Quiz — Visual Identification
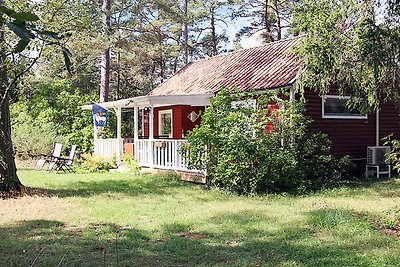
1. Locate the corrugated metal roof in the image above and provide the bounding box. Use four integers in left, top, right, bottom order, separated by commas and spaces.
149, 36, 303, 96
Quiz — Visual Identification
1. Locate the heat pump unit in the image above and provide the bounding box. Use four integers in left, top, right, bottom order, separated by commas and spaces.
367, 146, 391, 165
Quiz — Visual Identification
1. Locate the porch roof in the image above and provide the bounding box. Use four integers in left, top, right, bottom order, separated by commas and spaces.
81, 94, 213, 110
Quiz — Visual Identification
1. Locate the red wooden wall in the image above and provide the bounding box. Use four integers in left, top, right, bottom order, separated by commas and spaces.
141, 93, 399, 163
304, 89, 400, 160
379, 102, 400, 144
143, 105, 205, 139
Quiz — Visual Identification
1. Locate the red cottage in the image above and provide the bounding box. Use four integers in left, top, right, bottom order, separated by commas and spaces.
83, 36, 400, 176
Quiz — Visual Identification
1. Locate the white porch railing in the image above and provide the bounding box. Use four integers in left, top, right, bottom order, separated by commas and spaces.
136, 139, 201, 173
94, 138, 202, 173
94, 139, 123, 159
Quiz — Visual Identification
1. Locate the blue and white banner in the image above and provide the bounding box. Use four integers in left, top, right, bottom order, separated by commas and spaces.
92, 102, 109, 127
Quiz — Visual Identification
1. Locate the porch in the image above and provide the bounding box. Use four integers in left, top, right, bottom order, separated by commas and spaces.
82, 94, 212, 174
94, 138, 192, 172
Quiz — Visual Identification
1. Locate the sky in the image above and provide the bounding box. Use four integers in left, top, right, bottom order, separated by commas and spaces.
223, 0, 389, 49
226, 18, 263, 49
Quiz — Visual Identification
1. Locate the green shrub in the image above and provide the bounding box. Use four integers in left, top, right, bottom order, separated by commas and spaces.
11, 80, 97, 154
81, 153, 116, 172
298, 132, 352, 189
385, 136, 400, 172
182, 90, 350, 194
122, 153, 140, 174
11, 108, 64, 159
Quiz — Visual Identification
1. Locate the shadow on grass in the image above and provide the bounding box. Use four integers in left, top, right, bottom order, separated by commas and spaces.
326, 176, 400, 198
1, 208, 399, 266
26, 173, 196, 198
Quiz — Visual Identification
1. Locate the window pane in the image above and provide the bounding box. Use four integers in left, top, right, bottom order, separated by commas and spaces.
324, 97, 364, 117
160, 112, 172, 136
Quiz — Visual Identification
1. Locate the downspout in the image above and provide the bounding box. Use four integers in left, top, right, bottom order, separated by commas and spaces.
289, 85, 295, 102
376, 107, 380, 146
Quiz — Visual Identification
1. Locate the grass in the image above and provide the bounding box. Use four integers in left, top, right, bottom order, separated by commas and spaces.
1, 170, 400, 266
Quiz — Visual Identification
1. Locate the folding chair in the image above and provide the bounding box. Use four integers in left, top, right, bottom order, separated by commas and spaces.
35, 143, 63, 170
51, 145, 77, 173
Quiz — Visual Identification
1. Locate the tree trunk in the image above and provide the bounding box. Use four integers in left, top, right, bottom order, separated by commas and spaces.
0, 98, 21, 192
0, 7, 22, 192
182, 0, 189, 65
274, 0, 281, 40
100, 0, 111, 103
264, 0, 274, 42
116, 51, 120, 100
210, 7, 218, 56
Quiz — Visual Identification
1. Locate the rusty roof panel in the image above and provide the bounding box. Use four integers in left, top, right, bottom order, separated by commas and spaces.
149, 36, 303, 96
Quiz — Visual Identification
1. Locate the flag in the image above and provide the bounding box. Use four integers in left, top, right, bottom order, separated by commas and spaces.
92, 102, 109, 127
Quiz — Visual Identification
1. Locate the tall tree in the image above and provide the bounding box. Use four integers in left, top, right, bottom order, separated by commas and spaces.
26, 0, 102, 96
182, 0, 189, 64
0, 3, 69, 192
292, 0, 400, 107
189, 0, 232, 58
100, 0, 112, 102
0, 2, 20, 192
235, 0, 295, 42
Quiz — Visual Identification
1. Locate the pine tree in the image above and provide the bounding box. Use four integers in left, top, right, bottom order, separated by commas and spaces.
235, 0, 295, 42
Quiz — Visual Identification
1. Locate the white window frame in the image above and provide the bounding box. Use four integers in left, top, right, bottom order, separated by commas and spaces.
231, 99, 257, 110
322, 95, 367, 119
158, 109, 173, 138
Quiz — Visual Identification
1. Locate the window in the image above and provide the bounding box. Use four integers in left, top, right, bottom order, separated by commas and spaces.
231, 99, 256, 110
159, 109, 173, 138
322, 95, 367, 119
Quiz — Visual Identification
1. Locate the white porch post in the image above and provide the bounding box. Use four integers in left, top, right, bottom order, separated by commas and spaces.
133, 104, 139, 161
93, 123, 98, 155
93, 126, 98, 140
134, 105, 139, 141
116, 107, 122, 166
148, 103, 154, 167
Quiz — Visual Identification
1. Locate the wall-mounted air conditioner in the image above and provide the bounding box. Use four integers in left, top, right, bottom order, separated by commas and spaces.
367, 146, 391, 165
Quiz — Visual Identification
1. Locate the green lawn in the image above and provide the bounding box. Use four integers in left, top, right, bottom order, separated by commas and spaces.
1, 170, 400, 266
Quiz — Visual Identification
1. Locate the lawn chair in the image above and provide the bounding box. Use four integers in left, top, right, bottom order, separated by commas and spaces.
50, 145, 77, 173
35, 143, 63, 170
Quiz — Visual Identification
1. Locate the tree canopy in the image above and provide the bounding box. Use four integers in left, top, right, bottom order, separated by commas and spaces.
293, 0, 400, 108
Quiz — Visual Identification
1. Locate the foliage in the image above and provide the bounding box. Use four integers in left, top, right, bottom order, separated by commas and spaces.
80, 153, 115, 172
292, 0, 400, 109
11, 108, 63, 159
299, 132, 352, 189
384, 136, 400, 172
0, 2, 72, 192
292, 0, 400, 177
0, 2, 72, 72
11, 79, 96, 154
183, 90, 350, 194
122, 153, 140, 174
